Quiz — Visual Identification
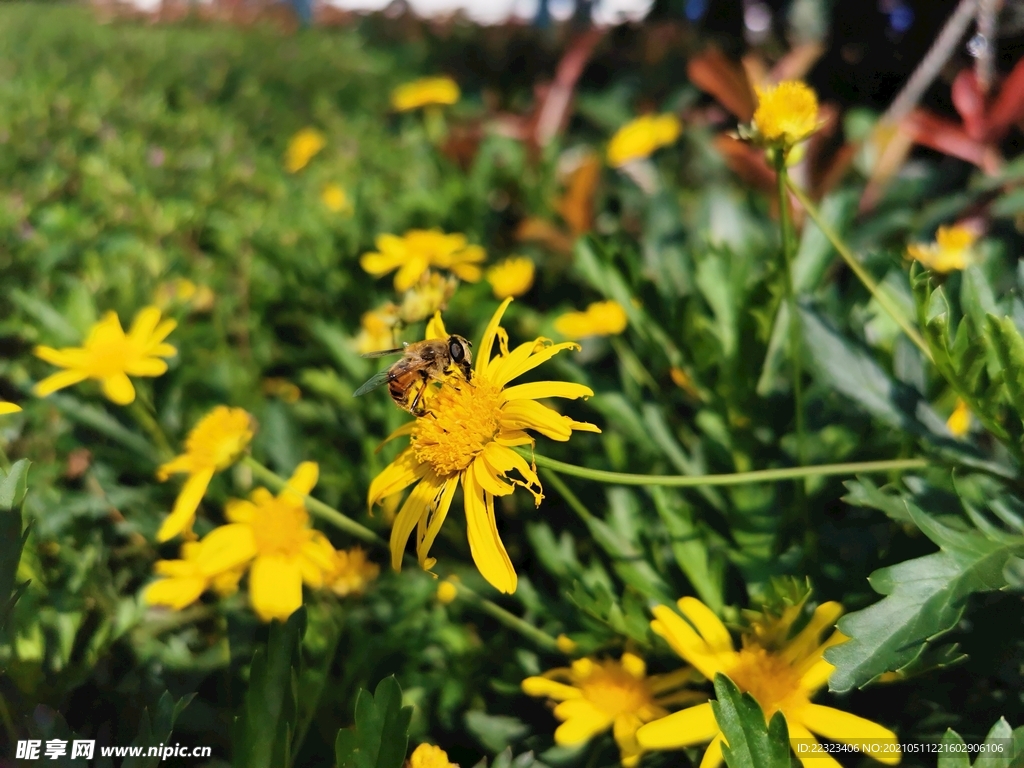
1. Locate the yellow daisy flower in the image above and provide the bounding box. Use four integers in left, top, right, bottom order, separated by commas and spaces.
322, 183, 352, 213
635, 597, 901, 768
554, 301, 628, 339
356, 307, 400, 355
0, 402, 21, 415
906, 225, 977, 273
198, 462, 336, 622
156, 406, 255, 542
397, 271, 459, 326
947, 398, 972, 437
325, 546, 380, 597
607, 114, 682, 168
360, 230, 486, 292
391, 77, 461, 112
285, 127, 326, 173
143, 540, 245, 610
367, 298, 600, 594
486, 257, 535, 299
523, 653, 704, 767
33, 306, 176, 406
752, 81, 821, 148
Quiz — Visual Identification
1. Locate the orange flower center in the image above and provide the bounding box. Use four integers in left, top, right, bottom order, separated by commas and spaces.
412, 376, 503, 475
577, 664, 654, 719
250, 497, 310, 558
727, 646, 805, 716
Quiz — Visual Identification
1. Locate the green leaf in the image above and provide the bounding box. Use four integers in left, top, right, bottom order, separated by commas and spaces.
826, 504, 1024, 692
0, 460, 31, 638
123, 691, 196, 768
649, 486, 724, 612
464, 711, 530, 753
335, 676, 413, 768
938, 718, 1024, 768
233, 609, 307, 768
711, 674, 791, 768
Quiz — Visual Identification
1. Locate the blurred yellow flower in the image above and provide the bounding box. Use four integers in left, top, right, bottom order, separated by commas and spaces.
198, 462, 336, 622
436, 578, 458, 605
33, 306, 177, 406
556, 634, 579, 654
409, 744, 458, 768
523, 653, 703, 767
947, 398, 972, 437
360, 230, 485, 292
486, 257, 535, 299
143, 540, 244, 610
752, 80, 821, 147
285, 127, 326, 173
906, 225, 977, 273
398, 271, 459, 325
322, 183, 352, 214
326, 546, 380, 597
554, 301, 628, 339
368, 299, 600, 594
0, 402, 21, 415
355, 307, 400, 355
156, 406, 255, 542
636, 597, 900, 767
607, 114, 681, 168
262, 377, 301, 403
391, 77, 460, 112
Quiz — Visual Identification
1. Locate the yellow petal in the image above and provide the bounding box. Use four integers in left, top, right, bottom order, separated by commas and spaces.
225, 498, 257, 523
157, 467, 216, 542
620, 653, 646, 678
787, 720, 843, 768
143, 575, 206, 610
34, 345, 88, 368
360, 251, 406, 277
475, 297, 513, 378
650, 605, 727, 681
613, 712, 645, 766
678, 597, 734, 654
196, 523, 258, 575
101, 373, 136, 405
394, 256, 430, 292
480, 442, 540, 495
469, 453, 515, 497
500, 400, 577, 441
124, 358, 169, 377
250, 554, 304, 622
796, 704, 900, 765
490, 341, 581, 389
128, 306, 163, 341
0, 402, 22, 415
33, 369, 89, 397
786, 602, 843, 666
463, 471, 517, 594
635, 703, 720, 750
156, 454, 195, 480
368, 448, 429, 512
501, 381, 594, 402
699, 734, 726, 768
425, 311, 448, 340
416, 475, 459, 569
287, 461, 319, 496
521, 677, 583, 701
554, 702, 614, 746
390, 473, 444, 571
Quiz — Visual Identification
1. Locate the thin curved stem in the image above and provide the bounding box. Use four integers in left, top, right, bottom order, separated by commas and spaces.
523, 450, 928, 486
786, 180, 933, 362
452, 582, 560, 652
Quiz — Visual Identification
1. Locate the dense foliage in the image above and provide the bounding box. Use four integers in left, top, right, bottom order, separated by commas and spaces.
2, 4, 1024, 767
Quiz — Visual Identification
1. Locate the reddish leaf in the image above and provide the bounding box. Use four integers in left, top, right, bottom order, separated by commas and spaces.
712, 134, 775, 192
769, 43, 825, 84
986, 57, 1024, 142
516, 217, 575, 254
951, 70, 988, 142
555, 153, 601, 236
906, 109, 994, 168
535, 28, 603, 147
688, 47, 756, 122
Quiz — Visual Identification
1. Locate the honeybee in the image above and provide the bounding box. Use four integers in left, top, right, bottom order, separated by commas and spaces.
353, 334, 473, 415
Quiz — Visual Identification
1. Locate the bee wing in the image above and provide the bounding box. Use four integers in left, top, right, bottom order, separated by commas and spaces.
360, 347, 405, 359
353, 369, 392, 397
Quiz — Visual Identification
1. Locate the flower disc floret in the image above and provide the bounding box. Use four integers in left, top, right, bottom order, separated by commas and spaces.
412, 377, 503, 475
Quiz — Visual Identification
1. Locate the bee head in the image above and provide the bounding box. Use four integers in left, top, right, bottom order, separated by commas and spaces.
448, 335, 473, 377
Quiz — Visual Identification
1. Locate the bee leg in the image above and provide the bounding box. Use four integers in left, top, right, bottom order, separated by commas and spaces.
409, 371, 430, 415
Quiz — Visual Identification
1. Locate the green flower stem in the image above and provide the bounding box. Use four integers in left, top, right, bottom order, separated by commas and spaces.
524, 450, 928, 486
240, 456, 560, 651
128, 399, 174, 460
776, 156, 807, 470
451, 582, 560, 652
786, 179, 933, 362
241, 455, 381, 546
0, 443, 11, 473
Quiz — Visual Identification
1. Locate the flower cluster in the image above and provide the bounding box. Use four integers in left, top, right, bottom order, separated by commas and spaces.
906, 225, 978, 273
360, 230, 486, 292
